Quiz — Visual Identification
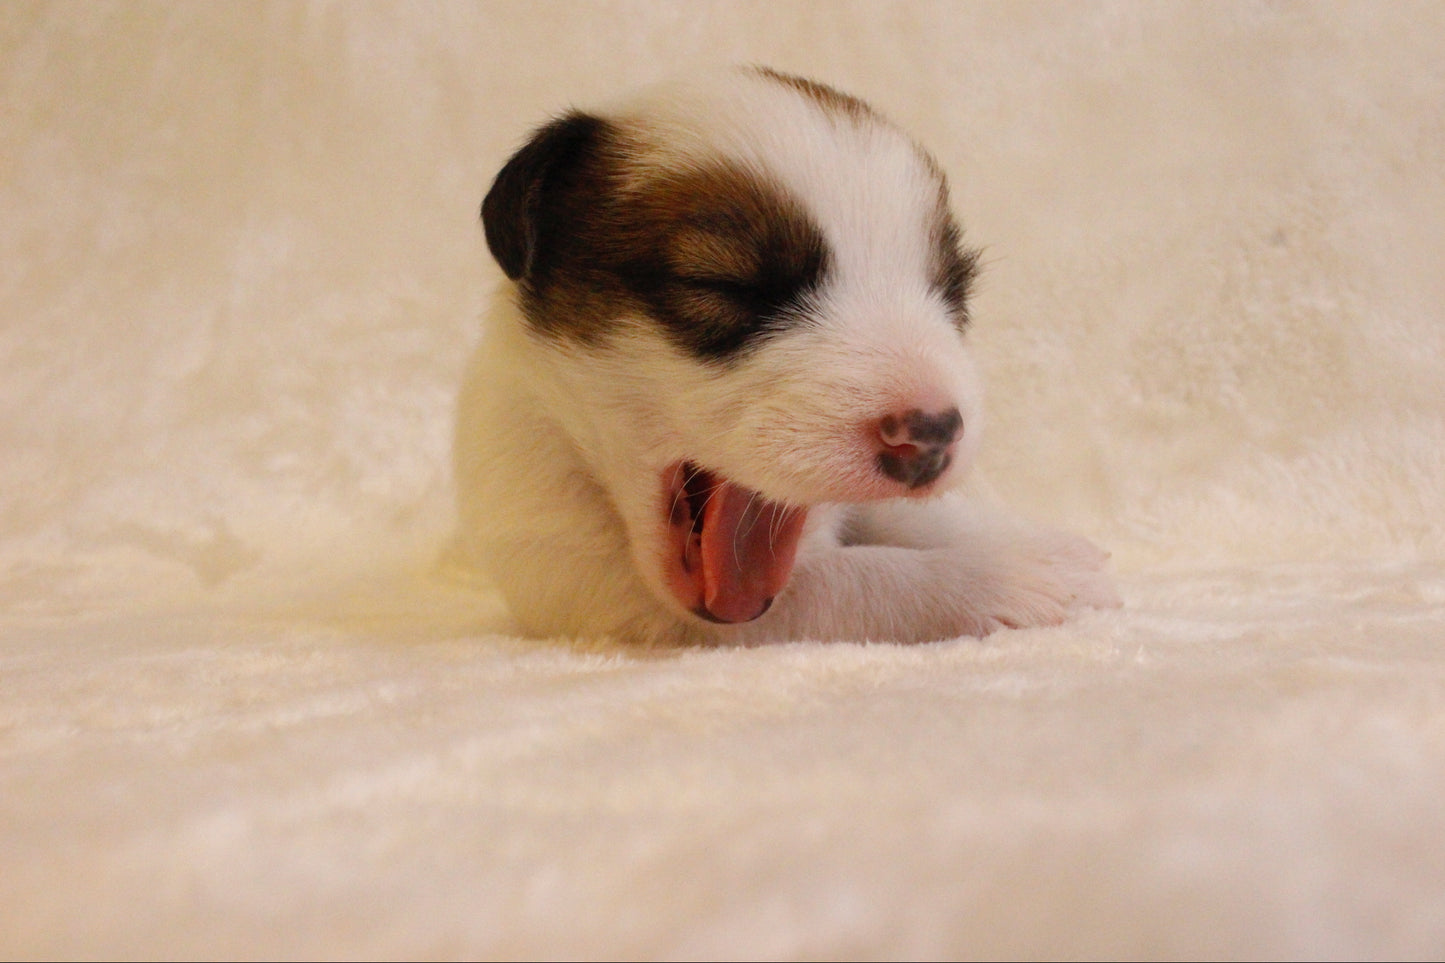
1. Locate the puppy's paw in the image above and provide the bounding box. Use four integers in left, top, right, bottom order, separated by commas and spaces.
961, 527, 1122, 636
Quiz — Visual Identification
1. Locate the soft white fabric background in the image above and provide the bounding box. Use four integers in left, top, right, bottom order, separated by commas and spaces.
3, 1, 1444, 957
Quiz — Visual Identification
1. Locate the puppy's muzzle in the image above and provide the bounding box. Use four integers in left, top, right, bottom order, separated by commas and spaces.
875, 406, 963, 489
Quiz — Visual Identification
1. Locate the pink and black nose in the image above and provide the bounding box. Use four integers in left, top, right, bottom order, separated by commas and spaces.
876, 406, 963, 489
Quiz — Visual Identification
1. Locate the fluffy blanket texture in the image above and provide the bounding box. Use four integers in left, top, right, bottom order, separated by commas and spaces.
3, 2, 1444, 957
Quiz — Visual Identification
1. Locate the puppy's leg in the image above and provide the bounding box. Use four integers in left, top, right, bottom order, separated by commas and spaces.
735, 496, 1120, 643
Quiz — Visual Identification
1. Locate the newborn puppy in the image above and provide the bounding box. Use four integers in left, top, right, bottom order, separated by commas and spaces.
456, 67, 1119, 644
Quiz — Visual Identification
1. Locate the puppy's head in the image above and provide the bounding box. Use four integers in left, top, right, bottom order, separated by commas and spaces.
482, 68, 983, 627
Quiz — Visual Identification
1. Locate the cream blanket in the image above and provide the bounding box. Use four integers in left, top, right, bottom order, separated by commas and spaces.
4, 2, 1443, 956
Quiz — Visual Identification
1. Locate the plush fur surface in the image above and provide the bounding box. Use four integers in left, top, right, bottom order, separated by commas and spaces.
3, 2, 1445, 958
457, 68, 1119, 643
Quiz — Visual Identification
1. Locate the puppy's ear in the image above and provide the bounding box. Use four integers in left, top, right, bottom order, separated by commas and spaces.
481, 111, 608, 281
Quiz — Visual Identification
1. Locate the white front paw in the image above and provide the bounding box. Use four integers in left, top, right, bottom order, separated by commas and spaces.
959, 528, 1122, 635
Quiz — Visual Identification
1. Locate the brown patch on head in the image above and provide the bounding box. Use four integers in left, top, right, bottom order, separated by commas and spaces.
931, 184, 981, 331
482, 110, 830, 360
626, 163, 830, 357
749, 66, 878, 123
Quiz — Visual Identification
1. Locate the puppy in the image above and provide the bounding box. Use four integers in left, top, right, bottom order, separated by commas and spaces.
456, 67, 1119, 644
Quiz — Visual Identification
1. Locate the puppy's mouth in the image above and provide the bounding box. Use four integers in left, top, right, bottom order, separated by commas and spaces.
661, 461, 808, 625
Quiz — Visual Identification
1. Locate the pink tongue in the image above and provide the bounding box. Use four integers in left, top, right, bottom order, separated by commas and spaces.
698, 482, 806, 623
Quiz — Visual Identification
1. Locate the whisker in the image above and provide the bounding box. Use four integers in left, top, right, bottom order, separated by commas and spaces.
667, 462, 691, 523
768, 504, 787, 554
734, 489, 764, 572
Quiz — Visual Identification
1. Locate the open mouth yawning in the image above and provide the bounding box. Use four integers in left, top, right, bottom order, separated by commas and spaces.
661, 461, 808, 624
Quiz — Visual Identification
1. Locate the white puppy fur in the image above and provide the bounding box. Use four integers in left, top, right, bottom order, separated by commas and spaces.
455, 67, 1119, 644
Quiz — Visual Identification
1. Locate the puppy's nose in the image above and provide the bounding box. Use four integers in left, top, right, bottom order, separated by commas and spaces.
875, 406, 963, 489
